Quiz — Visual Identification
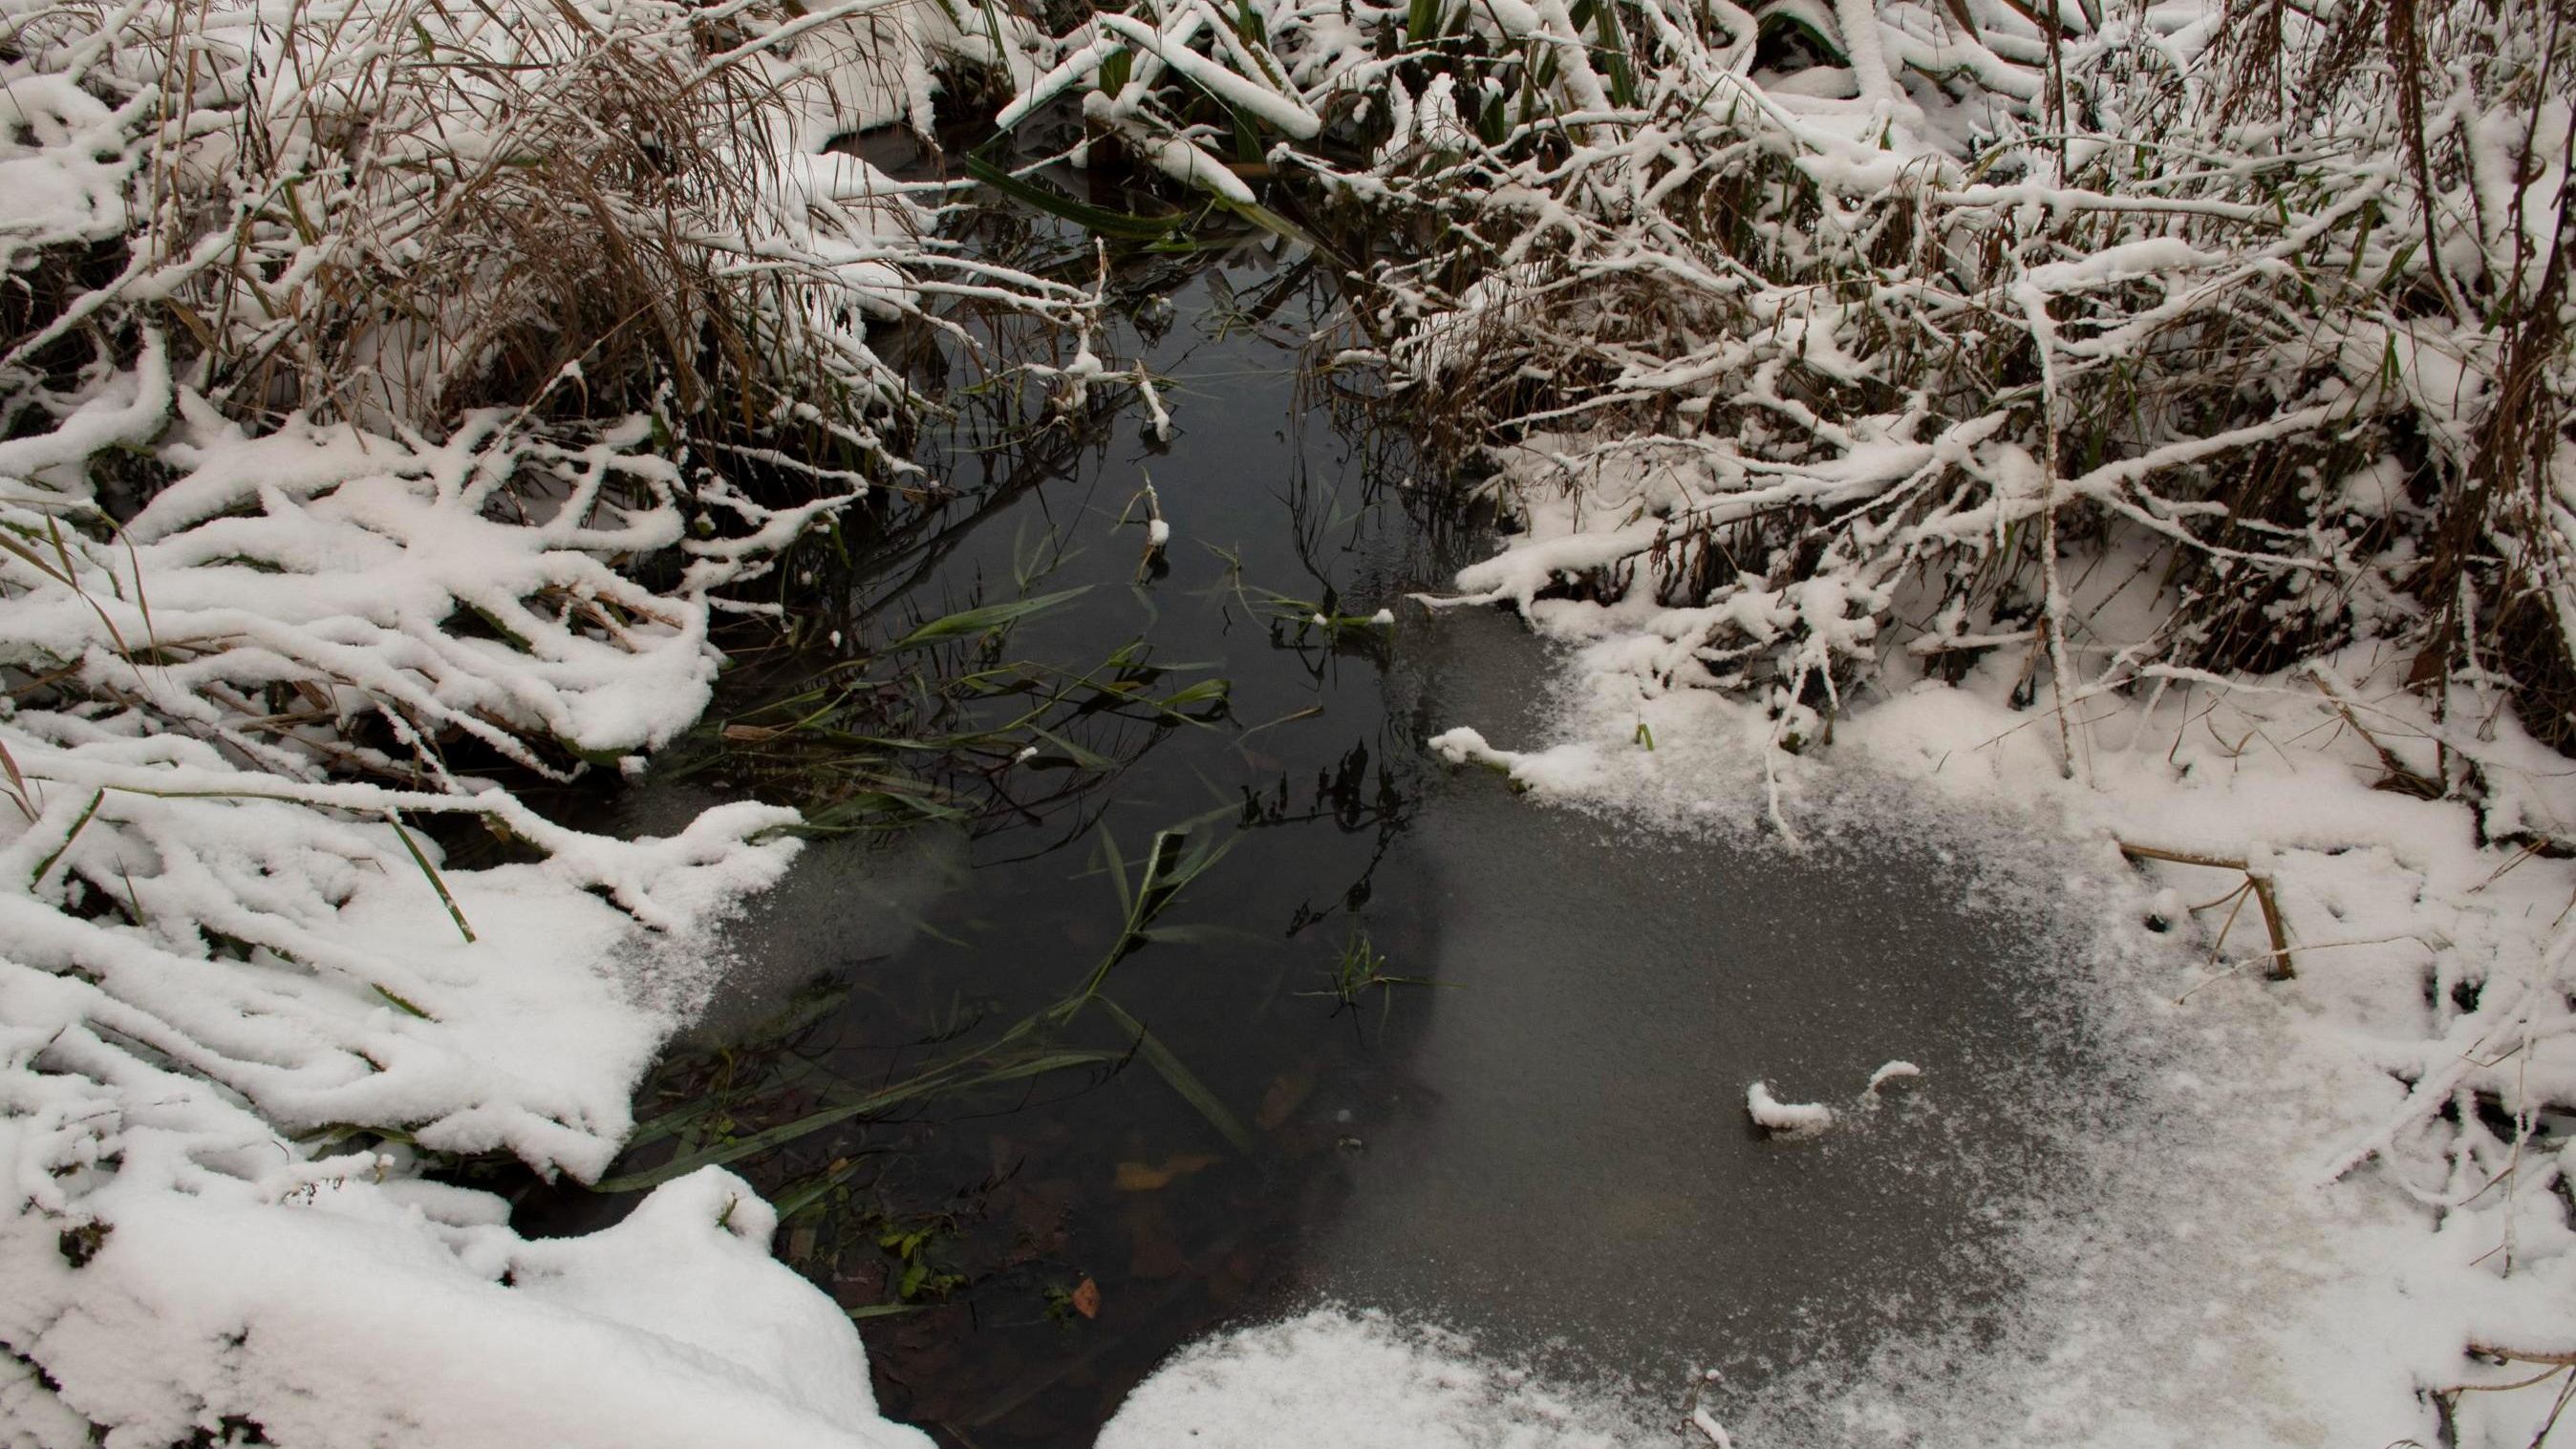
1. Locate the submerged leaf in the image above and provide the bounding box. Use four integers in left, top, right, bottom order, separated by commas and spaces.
1112, 1153, 1221, 1190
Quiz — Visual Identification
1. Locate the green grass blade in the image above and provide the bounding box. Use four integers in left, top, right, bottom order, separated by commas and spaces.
890, 586, 1092, 649
959, 157, 1189, 241
387, 808, 476, 945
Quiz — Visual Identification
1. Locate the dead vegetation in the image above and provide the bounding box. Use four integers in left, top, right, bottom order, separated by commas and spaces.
1277, 0, 2576, 792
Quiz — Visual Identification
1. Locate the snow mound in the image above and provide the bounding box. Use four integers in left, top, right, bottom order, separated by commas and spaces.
1099, 1309, 1654, 1449
13, 1166, 933, 1448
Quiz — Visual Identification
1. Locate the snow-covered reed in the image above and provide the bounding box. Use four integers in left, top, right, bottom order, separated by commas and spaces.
997, 0, 2571, 786
0, 1, 1103, 1439
3, 0, 1092, 446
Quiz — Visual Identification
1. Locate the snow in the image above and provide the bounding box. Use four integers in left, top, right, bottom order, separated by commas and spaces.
1098, 1309, 1653, 1449
18, 1165, 934, 1448
0, 2, 1033, 1441
1744, 1081, 1837, 1136
1093, 12, 1323, 140
1860, 1060, 1921, 1095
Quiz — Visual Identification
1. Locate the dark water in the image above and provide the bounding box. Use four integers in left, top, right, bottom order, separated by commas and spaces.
515, 243, 2110, 1445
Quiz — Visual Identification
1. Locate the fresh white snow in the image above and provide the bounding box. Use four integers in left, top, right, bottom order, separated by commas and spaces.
1744, 1081, 1838, 1136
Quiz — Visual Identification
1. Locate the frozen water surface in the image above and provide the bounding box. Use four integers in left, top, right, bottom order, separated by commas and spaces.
545, 244, 2135, 1446
1283, 605, 2114, 1385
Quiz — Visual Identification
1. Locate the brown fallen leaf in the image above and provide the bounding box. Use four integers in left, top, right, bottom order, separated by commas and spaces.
1112, 1153, 1220, 1191
1256, 1070, 1315, 1131
720, 723, 783, 743
1070, 1276, 1100, 1318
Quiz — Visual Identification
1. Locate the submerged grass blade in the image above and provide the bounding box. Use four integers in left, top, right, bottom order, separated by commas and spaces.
593, 1073, 957, 1193
1098, 825, 1135, 919
771, 1150, 878, 1221
595, 1049, 1124, 1194
1096, 995, 1254, 1154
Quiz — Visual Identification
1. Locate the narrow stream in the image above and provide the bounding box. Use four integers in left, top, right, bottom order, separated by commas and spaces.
515, 238, 2121, 1448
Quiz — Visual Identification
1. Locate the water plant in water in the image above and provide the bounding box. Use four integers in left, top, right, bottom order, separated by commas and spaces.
1300, 918, 1441, 1033
667, 582, 1233, 836
588, 813, 1257, 1201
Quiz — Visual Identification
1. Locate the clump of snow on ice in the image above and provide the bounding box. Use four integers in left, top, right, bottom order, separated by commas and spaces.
1428, 726, 1516, 770
1862, 1060, 1922, 1096
1746, 1080, 1837, 1136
